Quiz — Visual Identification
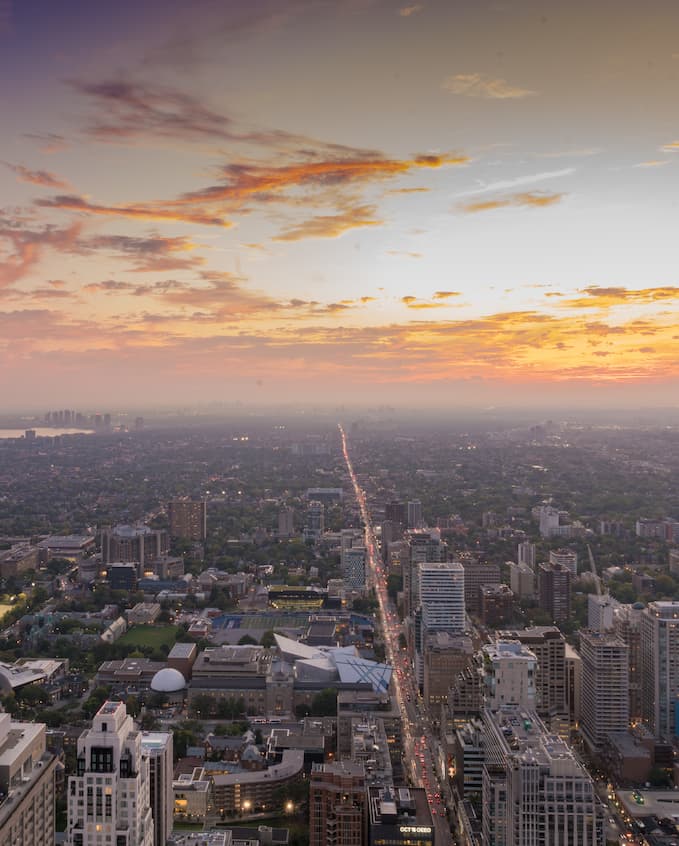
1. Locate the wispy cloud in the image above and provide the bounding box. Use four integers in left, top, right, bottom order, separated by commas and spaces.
84, 234, 206, 273
661, 141, 679, 152
35, 194, 230, 227
443, 73, 536, 99
23, 132, 68, 153
459, 191, 565, 213
274, 204, 382, 241
387, 250, 422, 258
399, 4, 423, 16
559, 285, 679, 309
635, 160, 671, 168
0, 219, 82, 289
456, 168, 575, 197
4, 162, 70, 189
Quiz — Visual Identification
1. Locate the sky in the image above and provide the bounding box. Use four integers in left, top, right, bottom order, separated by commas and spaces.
2, 0, 679, 410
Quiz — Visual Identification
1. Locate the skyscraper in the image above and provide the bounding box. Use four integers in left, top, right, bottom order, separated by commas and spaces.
418, 561, 465, 634
304, 501, 325, 541
310, 761, 366, 846
0, 713, 56, 846
549, 547, 578, 578
538, 561, 571, 623
579, 629, 629, 750
67, 701, 154, 846
407, 499, 423, 530
277, 505, 295, 538
482, 640, 537, 710
140, 732, 173, 846
168, 498, 207, 542
641, 601, 679, 738
482, 707, 603, 846
517, 540, 536, 570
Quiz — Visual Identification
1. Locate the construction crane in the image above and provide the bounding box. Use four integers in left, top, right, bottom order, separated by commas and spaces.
587, 544, 603, 596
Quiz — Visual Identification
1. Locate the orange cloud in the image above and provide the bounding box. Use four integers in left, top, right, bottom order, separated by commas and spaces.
85, 233, 205, 273
36, 194, 230, 227
433, 291, 461, 299
459, 191, 565, 213
661, 141, 679, 152
387, 250, 422, 258
560, 286, 679, 309
273, 205, 382, 241
399, 4, 423, 16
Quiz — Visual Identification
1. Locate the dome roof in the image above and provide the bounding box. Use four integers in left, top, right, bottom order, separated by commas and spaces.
150, 667, 186, 693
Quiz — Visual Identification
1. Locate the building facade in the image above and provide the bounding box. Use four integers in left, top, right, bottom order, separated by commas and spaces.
67, 701, 154, 846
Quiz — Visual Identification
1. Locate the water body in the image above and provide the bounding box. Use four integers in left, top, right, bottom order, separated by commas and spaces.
0, 428, 94, 439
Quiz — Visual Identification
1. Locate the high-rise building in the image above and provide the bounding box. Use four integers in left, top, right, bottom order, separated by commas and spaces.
641, 601, 679, 739
613, 603, 643, 722
587, 594, 619, 631
304, 501, 325, 542
140, 732, 173, 846
168, 499, 207, 542
310, 761, 366, 846
404, 530, 443, 617
423, 631, 474, 708
418, 561, 465, 634
277, 506, 295, 538
67, 701, 154, 846
509, 561, 535, 599
538, 561, 571, 623
497, 626, 567, 726
101, 524, 169, 575
0, 713, 56, 846
549, 547, 578, 578
482, 706, 603, 846
460, 559, 501, 615
517, 541, 536, 570
342, 547, 367, 590
579, 629, 629, 750
482, 641, 537, 710
407, 500, 423, 530
479, 584, 513, 628
385, 500, 407, 526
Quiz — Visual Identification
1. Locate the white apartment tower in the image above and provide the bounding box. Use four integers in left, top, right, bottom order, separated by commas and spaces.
579, 629, 629, 750
418, 561, 465, 634
482, 641, 537, 711
641, 601, 679, 738
67, 701, 154, 846
549, 548, 578, 577
482, 707, 603, 846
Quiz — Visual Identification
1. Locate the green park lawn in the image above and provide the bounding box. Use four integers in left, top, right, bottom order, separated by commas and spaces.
117, 624, 179, 650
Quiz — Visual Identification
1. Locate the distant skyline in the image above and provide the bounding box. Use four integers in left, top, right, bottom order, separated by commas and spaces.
2, 0, 679, 407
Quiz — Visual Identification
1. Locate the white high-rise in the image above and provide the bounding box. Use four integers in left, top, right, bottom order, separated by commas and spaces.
482, 640, 537, 711
482, 706, 603, 846
641, 601, 679, 738
418, 561, 465, 634
579, 629, 629, 750
67, 701, 154, 846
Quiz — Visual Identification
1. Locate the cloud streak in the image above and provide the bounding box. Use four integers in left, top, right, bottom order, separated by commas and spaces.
4, 162, 70, 189
443, 73, 536, 99
459, 191, 565, 213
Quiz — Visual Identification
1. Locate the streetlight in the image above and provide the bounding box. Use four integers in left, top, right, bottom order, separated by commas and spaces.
285, 801, 294, 813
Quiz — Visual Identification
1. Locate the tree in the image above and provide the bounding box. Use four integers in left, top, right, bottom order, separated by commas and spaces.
260, 629, 277, 648
310, 687, 337, 717
238, 634, 258, 646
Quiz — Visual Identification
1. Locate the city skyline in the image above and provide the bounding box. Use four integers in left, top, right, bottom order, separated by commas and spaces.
2, 0, 679, 408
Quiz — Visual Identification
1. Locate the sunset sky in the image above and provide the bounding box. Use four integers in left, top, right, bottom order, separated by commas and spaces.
2, 0, 679, 409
